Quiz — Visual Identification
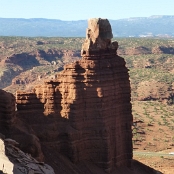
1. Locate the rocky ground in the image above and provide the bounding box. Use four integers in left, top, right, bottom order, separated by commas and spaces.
132, 101, 174, 174
0, 136, 55, 174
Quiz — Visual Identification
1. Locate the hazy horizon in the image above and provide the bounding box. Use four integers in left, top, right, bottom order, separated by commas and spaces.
0, 0, 174, 20
0, 15, 174, 21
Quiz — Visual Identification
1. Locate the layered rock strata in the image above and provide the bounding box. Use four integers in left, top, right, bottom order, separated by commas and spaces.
0, 89, 44, 161
59, 18, 132, 171
16, 18, 133, 173
16, 80, 61, 119
0, 89, 16, 130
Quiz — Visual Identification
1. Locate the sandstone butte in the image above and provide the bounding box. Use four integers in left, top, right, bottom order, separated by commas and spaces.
0, 18, 160, 174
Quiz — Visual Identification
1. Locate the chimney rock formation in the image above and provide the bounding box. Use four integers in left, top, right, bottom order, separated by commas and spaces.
16, 18, 133, 173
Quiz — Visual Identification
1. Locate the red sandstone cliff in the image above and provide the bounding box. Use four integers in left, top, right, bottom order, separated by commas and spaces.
16, 18, 133, 173
0, 89, 16, 130
0, 18, 163, 174
0, 89, 44, 162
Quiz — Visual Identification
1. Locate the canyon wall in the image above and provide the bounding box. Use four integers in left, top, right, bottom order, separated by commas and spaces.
0, 89, 16, 132
0, 89, 44, 162
16, 18, 133, 173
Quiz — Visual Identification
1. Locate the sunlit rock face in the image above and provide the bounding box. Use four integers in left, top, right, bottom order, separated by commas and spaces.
58, 18, 132, 172
16, 18, 132, 173
81, 18, 118, 54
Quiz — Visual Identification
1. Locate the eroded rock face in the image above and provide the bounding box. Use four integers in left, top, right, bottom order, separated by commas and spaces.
81, 18, 118, 54
0, 89, 44, 162
15, 18, 132, 173
16, 81, 61, 116
0, 49, 81, 90
0, 89, 16, 131
58, 18, 132, 172
0, 137, 55, 174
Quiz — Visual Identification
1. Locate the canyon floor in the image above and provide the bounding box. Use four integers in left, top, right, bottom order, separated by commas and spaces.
134, 154, 174, 174
132, 101, 174, 174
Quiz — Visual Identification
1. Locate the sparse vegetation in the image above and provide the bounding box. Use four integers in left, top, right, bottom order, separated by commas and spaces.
132, 101, 174, 153
0, 36, 84, 57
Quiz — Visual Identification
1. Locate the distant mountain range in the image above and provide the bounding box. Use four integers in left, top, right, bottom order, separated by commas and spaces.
0, 15, 174, 37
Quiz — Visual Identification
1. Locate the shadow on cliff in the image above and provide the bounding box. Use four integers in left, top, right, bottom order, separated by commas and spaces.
4, 53, 41, 70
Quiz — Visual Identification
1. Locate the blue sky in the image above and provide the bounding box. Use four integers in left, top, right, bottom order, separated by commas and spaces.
0, 0, 174, 20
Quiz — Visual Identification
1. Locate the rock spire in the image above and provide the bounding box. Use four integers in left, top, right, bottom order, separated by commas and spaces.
15, 18, 133, 173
